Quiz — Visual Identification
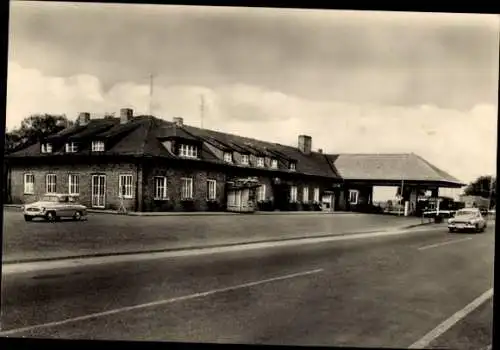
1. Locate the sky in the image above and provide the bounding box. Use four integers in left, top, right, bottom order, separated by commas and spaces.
6, 2, 500, 194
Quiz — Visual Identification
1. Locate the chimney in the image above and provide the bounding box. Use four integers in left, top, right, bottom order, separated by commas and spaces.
298, 135, 312, 155
78, 112, 91, 126
318, 148, 323, 154
173, 117, 184, 127
120, 108, 134, 124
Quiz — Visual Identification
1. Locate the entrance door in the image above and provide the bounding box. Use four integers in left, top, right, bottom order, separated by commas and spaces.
91, 175, 106, 208
272, 184, 289, 211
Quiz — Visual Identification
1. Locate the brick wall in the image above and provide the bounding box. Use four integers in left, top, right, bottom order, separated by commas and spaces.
142, 162, 227, 212
9, 158, 340, 213
285, 178, 328, 211
9, 162, 139, 211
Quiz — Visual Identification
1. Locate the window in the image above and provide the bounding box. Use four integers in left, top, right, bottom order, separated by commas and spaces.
349, 190, 359, 205
41, 143, 52, 153
235, 190, 241, 206
68, 174, 79, 195
65, 142, 78, 153
46, 174, 57, 193
154, 176, 168, 200
314, 187, 320, 202
92, 141, 105, 152
119, 174, 134, 198
228, 191, 236, 206
207, 179, 217, 200
257, 157, 265, 167
271, 159, 278, 169
181, 177, 193, 199
290, 186, 298, 202
241, 154, 249, 165
257, 185, 266, 201
24, 174, 35, 194
223, 152, 232, 163
179, 144, 198, 158
289, 162, 296, 171
303, 187, 309, 203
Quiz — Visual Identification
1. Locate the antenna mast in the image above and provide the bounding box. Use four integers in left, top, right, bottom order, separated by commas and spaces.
200, 94, 205, 128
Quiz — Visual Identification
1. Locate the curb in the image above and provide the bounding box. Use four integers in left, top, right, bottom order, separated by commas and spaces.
2, 224, 440, 265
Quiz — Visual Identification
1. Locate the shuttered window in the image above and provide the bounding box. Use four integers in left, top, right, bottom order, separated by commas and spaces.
154, 177, 168, 200
119, 174, 134, 198
181, 177, 193, 199
68, 174, 79, 195
24, 174, 35, 194
46, 174, 57, 193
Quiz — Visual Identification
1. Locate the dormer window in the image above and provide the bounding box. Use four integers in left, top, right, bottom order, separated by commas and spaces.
179, 144, 198, 158
241, 154, 249, 165
41, 143, 52, 153
223, 152, 233, 163
257, 157, 265, 167
289, 162, 297, 171
92, 140, 105, 152
271, 159, 278, 169
65, 142, 78, 153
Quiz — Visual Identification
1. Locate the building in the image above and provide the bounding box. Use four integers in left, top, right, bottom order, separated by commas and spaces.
4, 108, 465, 215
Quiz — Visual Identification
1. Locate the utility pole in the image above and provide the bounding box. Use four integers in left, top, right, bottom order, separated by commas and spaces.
488, 175, 495, 210
200, 94, 205, 129
398, 178, 404, 216
149, 73, 154, 116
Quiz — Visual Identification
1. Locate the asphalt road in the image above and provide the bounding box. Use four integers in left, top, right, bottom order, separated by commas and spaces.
1, 225, 494, 348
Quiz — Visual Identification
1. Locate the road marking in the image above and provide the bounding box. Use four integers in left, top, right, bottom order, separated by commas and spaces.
417, 237, 473, 251
0, 268, 323, 336
2, 226, 443, 275
408, 288, 494, 349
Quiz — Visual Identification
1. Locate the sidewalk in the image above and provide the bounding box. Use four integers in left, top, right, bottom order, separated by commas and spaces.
3, 204, 357, 216
2, 219, 443, 265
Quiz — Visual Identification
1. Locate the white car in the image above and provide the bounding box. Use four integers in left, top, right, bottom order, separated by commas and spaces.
447, 208, 487, 233
22, 194, 88, 222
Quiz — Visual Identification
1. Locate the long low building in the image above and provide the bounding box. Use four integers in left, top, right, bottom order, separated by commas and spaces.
4, 108, 465, 215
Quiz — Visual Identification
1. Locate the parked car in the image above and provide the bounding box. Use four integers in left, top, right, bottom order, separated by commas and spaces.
447, 208, 487, 233
22, 194, 87, 222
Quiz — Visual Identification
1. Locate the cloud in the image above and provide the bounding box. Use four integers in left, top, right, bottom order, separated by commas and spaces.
6, 62, 497, 184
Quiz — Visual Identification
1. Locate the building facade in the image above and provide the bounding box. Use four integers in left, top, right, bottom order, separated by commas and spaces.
5, 109, 465, 215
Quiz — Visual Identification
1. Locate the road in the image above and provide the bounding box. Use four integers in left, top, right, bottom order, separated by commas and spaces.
1, 224, 494, 348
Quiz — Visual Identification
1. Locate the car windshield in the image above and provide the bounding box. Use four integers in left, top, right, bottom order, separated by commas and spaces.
456, 210, 478, 216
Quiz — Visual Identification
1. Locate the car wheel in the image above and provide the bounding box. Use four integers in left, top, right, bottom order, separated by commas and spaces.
73, 211, 82, 221
24, 215, 32, 222
448, 228, 455, 233
45, 211, 56, 222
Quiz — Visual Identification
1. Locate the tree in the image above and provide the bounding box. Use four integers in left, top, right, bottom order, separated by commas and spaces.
463, 175, 496, 209
4, 114, 73, 153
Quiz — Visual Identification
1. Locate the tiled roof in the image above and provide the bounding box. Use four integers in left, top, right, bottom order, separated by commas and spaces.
6, 115, 463, 185
183, 124, 337, 178
327, 153, 464, 185
155, 123, 200, 142
46, 124, 88, 140
66, 119, 118, 140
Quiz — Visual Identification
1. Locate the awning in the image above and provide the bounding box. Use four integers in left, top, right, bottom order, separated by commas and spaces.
227, 177, 261, 190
